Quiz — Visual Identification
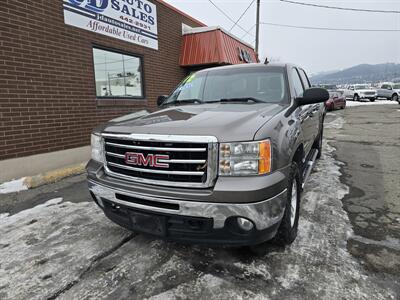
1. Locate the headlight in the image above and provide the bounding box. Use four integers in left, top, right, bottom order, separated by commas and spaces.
219, 140, 271, 176
91, 134, 104, 163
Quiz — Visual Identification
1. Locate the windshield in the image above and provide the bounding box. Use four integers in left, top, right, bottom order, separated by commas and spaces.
164, 67, 289, 105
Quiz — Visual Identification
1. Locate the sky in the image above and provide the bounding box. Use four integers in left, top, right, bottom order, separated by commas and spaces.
163, 0, 400, 74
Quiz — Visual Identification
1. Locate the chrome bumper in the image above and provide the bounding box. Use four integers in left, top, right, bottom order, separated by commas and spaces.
88, 180, 287, 230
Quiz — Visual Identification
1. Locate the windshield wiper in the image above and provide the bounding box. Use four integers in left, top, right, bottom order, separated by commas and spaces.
217, 97, 265, 103
166, 99, 203, 105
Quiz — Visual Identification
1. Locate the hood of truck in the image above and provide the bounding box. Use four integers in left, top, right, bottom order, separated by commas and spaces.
100, 103, 285, 142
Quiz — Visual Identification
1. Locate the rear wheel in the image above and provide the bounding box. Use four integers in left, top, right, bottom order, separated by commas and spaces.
370, 98, 376, 102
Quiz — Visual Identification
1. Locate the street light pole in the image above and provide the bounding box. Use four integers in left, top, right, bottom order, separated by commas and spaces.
255, 0, 260, 54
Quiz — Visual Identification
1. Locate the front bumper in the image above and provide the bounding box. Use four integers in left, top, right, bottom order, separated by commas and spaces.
360, 94, 377, 99
87, 161, 288, 246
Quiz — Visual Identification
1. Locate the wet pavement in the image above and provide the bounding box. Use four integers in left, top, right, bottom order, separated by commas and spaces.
0, 103, 399, 299
325, 104, 400, 276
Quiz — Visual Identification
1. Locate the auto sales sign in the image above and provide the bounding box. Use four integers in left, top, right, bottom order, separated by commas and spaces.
63, 0, 158, 50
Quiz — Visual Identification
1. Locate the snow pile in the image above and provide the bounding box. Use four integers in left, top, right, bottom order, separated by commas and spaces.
0, 177, 28, 194
346, 100, 395, 107
0, 213, 10, 219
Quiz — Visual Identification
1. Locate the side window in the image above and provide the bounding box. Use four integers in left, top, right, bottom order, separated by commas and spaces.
299, 69, 311, 89
382, 84, 388, 89
291, 68, 305, 97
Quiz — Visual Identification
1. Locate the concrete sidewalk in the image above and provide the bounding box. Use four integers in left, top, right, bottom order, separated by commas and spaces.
0, 146, 89, 192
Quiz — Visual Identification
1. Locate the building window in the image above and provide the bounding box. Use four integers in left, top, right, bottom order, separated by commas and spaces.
93, 47, 144, 99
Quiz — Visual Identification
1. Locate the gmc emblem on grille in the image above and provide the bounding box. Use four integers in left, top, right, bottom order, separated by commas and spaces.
125, 152, 170, 168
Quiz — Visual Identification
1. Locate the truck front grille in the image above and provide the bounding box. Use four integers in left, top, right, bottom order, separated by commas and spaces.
102, 134, 218, 188
364, 91, 375, 95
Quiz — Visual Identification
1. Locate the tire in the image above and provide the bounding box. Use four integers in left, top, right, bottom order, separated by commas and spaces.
353, 94, 360, 101
392, 94, 399, 102
370, 98, 375, 102
273, 162, 301, 246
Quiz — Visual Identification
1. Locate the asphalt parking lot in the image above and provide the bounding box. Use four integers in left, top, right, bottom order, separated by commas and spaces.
0, 103, 399, 299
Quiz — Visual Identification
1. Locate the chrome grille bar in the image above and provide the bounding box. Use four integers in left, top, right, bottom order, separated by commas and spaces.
105, 142, 206, 152
107, 162, 205, 176
106, 152, 206, 164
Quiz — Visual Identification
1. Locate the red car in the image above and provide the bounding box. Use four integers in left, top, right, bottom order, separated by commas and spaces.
325, 91, 346, 111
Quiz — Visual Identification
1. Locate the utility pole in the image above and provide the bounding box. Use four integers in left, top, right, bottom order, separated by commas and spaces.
255, 0, 260, 54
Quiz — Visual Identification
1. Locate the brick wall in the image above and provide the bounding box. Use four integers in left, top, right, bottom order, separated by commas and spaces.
0, 0, 202, 160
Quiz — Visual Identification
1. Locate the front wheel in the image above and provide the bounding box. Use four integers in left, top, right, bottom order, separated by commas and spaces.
353, 94, 360, 101
392, 94, 399, 102
273, 162, 301, 246
370, 98, 376, 102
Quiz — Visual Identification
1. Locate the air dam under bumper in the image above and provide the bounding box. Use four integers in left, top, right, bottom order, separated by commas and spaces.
88, 181, 287, 246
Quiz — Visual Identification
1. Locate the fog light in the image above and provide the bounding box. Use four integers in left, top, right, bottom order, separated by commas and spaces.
237, 217, 254, 231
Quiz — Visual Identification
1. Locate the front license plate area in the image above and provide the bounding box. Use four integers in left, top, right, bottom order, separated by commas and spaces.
130, 211, 166, 236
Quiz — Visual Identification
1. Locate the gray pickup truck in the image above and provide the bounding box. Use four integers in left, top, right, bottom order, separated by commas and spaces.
87, 63, 329, 250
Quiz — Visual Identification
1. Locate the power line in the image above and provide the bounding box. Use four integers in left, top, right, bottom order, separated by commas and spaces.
279, 0, 400, 14
240, 24, 256, 39
229, 0, 255, 31
261, 22, 400, 32
208, 0, 255, 36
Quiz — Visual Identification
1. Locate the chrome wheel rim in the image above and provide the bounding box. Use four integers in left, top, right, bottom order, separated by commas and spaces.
290, 180, 298, 227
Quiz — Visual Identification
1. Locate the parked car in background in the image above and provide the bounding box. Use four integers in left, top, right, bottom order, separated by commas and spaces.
377, 83, 399, 102
326, 91, 346, 111
393, 84, 400, 104
343, 84, 377, 101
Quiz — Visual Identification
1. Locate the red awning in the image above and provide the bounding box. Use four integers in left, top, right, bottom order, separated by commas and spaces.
180, 27, 258, 67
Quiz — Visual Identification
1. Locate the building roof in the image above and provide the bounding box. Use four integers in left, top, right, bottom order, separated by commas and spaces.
180, 27, 258, 67
156, 0, 206, 27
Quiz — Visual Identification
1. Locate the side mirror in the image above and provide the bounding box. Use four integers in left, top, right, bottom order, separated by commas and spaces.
296, 88, 330, 106
157, 95, 168, 106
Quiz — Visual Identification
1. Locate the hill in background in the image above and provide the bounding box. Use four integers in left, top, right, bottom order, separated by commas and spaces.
310, 63, 400, 85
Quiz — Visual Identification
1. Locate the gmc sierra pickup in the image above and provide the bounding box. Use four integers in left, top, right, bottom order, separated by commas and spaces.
87, 63, 329, 249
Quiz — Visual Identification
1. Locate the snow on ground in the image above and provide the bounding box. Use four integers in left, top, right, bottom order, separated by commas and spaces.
346, 99, 395, 107
0, 177, 28, 194
0, 199, 131, 300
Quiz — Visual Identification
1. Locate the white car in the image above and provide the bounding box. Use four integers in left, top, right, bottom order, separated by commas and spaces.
377, 83, 400, 102
343, 84, 377, 102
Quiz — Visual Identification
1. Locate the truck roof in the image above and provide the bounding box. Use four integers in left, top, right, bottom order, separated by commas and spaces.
195, 63, 294, 74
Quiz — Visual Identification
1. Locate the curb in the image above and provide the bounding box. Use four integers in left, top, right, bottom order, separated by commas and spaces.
23, 163, 86, 189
